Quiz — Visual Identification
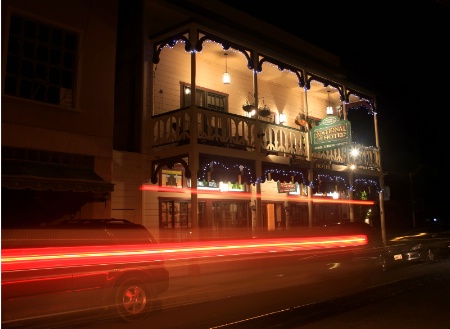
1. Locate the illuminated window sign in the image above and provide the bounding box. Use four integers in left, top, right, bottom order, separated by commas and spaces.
277, 182, 297, 193
161, 170, 183, 188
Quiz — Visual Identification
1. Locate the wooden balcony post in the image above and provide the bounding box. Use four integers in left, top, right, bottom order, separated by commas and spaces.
189, 31, 199, 238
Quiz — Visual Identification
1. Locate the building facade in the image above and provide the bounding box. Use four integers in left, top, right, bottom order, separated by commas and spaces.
2, 0, 117, 225
1, 0, 386, 242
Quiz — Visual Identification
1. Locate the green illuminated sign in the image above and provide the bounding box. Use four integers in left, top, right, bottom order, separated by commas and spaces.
310, 116, 351, 151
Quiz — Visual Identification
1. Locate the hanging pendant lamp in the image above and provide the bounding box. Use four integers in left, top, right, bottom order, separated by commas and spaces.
326, 90, 333, 115
223, 52, 230, 84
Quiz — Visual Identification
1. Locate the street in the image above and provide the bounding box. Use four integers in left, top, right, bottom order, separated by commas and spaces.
9, 252, 449, 329
218, 260, 450, 329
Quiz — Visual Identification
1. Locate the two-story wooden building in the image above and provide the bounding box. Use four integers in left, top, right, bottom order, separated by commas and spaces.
1, 0, 386, 242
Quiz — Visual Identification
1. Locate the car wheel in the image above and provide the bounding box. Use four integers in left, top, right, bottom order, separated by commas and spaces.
115, 277, 153, 322
425, 249, 435, 262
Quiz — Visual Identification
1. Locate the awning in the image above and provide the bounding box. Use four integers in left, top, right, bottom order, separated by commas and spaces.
199, 154, 256, 185
261, 162, 307, 184
313, 172, 349, 193
2, 160, 114, 193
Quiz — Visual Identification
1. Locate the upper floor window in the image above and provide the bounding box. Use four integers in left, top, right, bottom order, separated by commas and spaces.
181, 83, 227, 112
4, 14, 77, 107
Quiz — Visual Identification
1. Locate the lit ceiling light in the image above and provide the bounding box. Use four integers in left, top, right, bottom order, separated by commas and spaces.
326, 90, 333, 115
223, 52, 230, 84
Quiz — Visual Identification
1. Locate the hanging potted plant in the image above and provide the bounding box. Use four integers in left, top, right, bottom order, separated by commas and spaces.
295, 112, 307, 127
258, 104, 271, 117
242, 101, 255, 113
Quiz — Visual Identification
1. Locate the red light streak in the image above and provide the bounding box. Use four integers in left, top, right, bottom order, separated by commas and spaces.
2, 235, 367, 272
158, 235, 368, 261
140, 185, 374, 205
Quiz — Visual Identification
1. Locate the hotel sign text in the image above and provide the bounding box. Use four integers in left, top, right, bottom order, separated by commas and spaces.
314, 161, 332, 170
310, 116, 351, 151
289, 158, 310, 168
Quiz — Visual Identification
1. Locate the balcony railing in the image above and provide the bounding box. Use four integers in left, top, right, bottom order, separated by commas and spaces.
151, 107, 380, 171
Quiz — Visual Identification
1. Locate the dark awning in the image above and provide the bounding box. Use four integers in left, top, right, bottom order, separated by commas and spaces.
313, 171, 349, 193
261, 162, 307, 184
2, 160, 114, 193
199, 154, 256, 185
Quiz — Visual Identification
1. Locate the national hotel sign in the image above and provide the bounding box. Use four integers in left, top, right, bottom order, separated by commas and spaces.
310, 116, 352, 151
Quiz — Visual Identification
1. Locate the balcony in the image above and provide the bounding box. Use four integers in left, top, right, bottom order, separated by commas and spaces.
151, 107, 380, 171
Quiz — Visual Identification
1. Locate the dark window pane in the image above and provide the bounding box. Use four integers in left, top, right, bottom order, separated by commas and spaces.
65, 33, 76, 51
38, 25, 49, 43
61, 70, 72, 88
9, 16, 22, 35
51, 30, 62, 46
47, 86, 59, 104
8, 35, 20, 55
35, 63, 47, 80
63, 52, 74, 69
6, 55, 20, 74
19, 79, 33, 98
21, 60, 34, 78
24, 20, 36, 39
49, 68, 60, 84
34, 82, 46, 101
23, 41, 35, 59
36, 45, 48, 62
4, 76, 17, 95
50, 49, 61, 65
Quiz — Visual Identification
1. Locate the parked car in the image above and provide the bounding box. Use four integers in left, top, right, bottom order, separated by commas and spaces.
385, 225, 450, 266
321, 221, 389, 271
1, 219, 169, 326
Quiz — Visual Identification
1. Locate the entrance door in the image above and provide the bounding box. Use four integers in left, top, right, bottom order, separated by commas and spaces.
263, 203, 284, 231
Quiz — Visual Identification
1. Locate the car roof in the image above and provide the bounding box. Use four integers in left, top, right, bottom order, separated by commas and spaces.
1, 218, 157, 249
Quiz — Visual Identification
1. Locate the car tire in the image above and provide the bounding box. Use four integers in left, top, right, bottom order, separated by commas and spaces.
114, 277, 154, 322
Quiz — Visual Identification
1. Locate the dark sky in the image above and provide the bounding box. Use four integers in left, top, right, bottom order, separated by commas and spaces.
222, 0, 450, 221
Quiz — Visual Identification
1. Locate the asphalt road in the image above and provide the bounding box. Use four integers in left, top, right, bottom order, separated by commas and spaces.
294, 269, 450, 329
5, 252, 449, 329
219, 260, 450, 329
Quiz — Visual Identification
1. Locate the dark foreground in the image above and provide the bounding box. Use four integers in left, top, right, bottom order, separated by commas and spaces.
8, 258, 449, 329
224, 260, 450, 329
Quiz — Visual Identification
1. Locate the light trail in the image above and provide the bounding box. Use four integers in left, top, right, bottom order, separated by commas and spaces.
2, 235, 367, 272
140, 185, 375, 205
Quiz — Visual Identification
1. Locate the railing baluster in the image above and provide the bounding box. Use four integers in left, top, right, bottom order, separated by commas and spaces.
150, 108, 379, 170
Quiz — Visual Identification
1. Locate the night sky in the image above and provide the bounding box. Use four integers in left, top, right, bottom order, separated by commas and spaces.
222, 0, 450, 224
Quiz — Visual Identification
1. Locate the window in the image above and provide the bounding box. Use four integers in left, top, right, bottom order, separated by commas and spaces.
181, 83, 228, 134
159, 200, 206, 242
4, 14, 77, 107
290, 204, 309, 227
161, 169, 184, 188
181, 84, 227, 112
212, 202, 249, 228
160, 200, 192, 230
